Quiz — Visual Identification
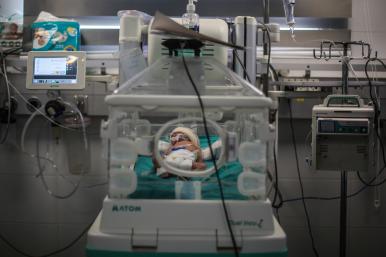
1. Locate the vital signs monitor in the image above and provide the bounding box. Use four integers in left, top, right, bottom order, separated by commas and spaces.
26, 51, 86, 90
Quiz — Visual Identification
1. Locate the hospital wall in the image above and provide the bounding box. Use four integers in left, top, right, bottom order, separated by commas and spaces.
351, 0, 386, 58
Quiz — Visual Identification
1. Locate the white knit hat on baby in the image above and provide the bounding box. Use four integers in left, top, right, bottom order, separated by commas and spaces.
171, 127, 200, 147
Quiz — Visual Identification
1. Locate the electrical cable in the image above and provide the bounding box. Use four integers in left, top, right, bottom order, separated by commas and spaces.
233, 38, 386, 257
254, 23, 281, 213
35, 121, 78, 196
230, 21, 272, 87
259, 30, 281, 210
181, 48, 239, 257
272, 144, 284, 209
322, 40, 363, 86
281, 162, 386, 204
0, 47, 98, 256
35, 120, 83, 188
0, 70, 69, 130
21, 102, 89, 199
228, 22, 252, 84
282, 58, 386, 201
0, 66, 101, 136
2, 112, 100, 195
271, 143, 283, 224
356, 58, 386, 187
0, 73, 99, 136
266, 171, 275, 197
357, 170, 386, 187
310, 44, 386, 190
0, 49, 12, 144
287, 99, 320, 257
269, 63, 279, 82
20, 111, 66, 184
263, 27, 272, 79
1, 47, 22, 56
252, 58, 386, 206
0, 107, 100, 256
365, 58, 386, 164
233, 49, 252, 83
255, 22, 272, 82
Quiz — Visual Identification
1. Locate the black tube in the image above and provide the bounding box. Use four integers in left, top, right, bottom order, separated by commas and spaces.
243, 17, 247, 80
262, 0, 270, 95
340, 171, 347, 257
264, 0, 270, 24
342, 44, 349, 94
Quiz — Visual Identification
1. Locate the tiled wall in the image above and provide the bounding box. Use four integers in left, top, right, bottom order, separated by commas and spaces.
351, 0, 386, 57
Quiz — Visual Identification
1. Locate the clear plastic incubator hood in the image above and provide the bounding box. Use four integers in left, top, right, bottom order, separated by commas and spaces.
102, 55, 274, 201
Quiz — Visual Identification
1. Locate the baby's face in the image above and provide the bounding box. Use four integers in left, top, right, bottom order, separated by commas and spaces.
170, 132, 190, 145
10, 23, 18, 33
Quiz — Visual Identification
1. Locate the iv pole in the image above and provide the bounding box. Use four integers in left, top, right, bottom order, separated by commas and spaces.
314, 40, 373, 257
261, 0, 270, 95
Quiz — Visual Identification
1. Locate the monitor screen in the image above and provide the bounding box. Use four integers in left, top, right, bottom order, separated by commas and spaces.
32, 56, 78, 85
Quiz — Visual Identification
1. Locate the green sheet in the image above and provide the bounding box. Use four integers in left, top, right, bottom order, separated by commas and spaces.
130, 136, 247, 200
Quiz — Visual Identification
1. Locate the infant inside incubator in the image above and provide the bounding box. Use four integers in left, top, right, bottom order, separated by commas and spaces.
155, 127, 206, 177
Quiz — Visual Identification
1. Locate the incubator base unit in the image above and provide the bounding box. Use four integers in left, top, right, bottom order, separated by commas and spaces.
312, 95, 375, 172
86, 199, 287, 257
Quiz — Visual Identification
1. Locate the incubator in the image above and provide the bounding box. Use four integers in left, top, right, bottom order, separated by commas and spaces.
87, 54, 286, 256
86, 12, 286, 257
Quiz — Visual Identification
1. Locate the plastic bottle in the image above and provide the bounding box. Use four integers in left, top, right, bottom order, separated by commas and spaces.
182, 0, 200, 32
282, 0, 296, 40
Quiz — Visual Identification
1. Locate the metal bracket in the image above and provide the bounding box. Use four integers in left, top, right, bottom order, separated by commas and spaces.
313, 40, 375, 61
74, 95, 89, 115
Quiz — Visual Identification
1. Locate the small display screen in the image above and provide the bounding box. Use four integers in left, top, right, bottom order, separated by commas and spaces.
319, 120, 335, 133
318, 119, 369, 134
32, 56, 78, 85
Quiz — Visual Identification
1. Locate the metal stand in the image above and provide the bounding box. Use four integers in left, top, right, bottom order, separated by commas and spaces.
314, 40, 374, 257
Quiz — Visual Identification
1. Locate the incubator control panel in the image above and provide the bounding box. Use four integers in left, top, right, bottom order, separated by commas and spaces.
26, 51, 86, 90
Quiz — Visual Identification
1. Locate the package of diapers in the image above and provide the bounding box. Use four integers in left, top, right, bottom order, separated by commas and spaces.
32, 11, 80, 51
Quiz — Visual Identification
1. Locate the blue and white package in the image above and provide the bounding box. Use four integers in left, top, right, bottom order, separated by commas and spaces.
32, 11, 80, 51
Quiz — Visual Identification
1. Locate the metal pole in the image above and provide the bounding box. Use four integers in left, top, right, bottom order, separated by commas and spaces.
244, 17, 248, 80
340, 171, 347, 257
340, 42, 349, 257
264, 0, 270, 24
342, 44, 349, 95
262, 0, 270, 95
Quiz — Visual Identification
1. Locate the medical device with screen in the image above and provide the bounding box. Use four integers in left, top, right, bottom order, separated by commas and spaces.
26, 51, 86, 90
